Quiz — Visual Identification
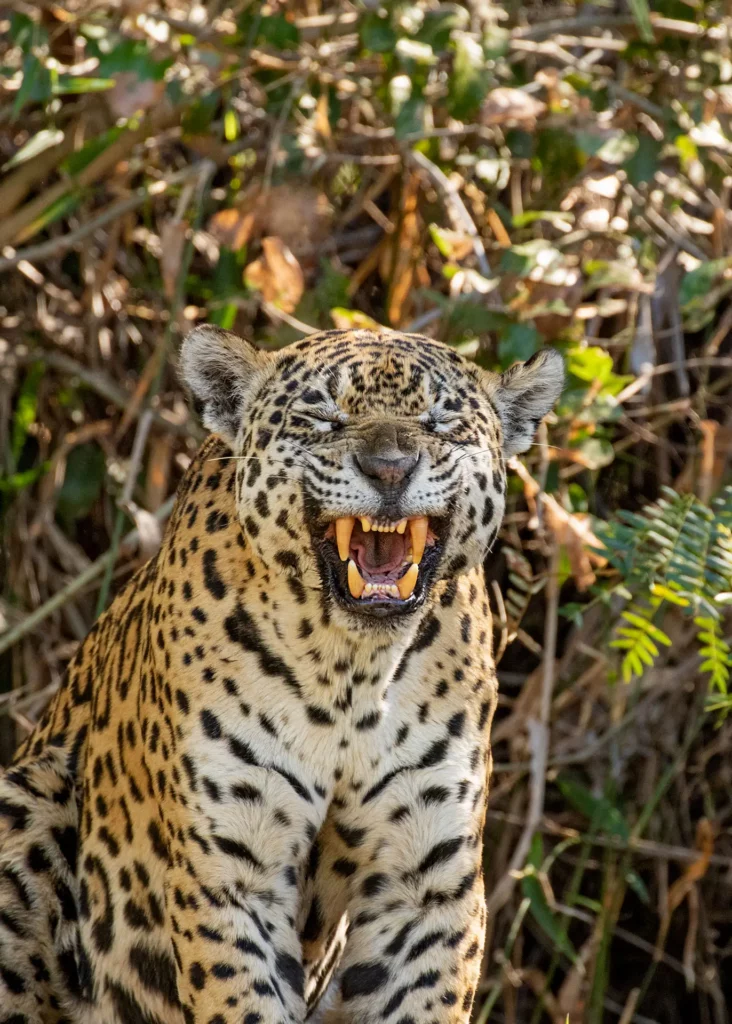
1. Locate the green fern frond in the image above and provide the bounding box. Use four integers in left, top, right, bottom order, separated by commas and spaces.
600, 485, 732, 693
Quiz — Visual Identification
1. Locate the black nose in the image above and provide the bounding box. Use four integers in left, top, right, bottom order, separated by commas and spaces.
355, 452, 419, 486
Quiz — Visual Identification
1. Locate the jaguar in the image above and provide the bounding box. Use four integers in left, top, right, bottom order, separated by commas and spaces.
0, 326, 563, 1024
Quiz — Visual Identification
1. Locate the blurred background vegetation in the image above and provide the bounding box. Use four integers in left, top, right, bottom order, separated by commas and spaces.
1, 1, 732, 1022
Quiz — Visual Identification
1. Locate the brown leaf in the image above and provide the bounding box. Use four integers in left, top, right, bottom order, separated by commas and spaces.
244, 236, 304, 313
208, 208, 257, 251
386, 173, 421, 326
145, 433, 173, 512
207, 185, 333, 267
655, 819, 715, 957
106, 73, 166, 120
543, 494, 607, 591
314, 93, 332, 141
259, 185, 333, 263
481, 88, 546, 128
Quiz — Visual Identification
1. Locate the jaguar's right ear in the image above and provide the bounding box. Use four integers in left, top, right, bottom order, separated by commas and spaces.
180, 326, 275, 445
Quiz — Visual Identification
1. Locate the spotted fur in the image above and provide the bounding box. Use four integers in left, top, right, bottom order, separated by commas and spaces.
0, 328, 562, 1024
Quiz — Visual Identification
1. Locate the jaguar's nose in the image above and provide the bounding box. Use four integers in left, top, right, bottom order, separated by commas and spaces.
354, 452, 420, 486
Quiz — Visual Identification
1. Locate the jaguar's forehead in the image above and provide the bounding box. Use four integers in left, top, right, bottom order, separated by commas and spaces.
283, 329, 481, 413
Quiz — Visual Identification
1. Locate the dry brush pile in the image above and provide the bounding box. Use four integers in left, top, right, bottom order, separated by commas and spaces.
1, 2, 732, 1022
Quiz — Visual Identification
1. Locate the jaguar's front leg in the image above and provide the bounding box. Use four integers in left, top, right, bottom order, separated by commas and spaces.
165, 761, 325, 1024
317, 703, 495, 1023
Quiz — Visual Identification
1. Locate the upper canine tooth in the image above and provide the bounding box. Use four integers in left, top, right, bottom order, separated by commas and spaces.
335, 517, 355, 561
396, 520, 407, 534
409, 517, 429, 564
348, 560, 366, 598
360, 517, 371, 533
397, 563, 419, 599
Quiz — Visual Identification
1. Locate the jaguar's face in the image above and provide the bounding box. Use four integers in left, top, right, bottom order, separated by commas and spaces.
181, 327, 563, 627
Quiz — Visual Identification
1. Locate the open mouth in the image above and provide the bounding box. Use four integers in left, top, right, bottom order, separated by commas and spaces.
320, 514, 442, 617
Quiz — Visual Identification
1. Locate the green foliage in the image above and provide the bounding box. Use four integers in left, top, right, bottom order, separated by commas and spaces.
600, 487, 732, 695
56, 443, 106, 528
11, 363, 44, 465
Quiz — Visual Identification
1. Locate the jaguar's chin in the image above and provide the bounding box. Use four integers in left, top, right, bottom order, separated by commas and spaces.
317, 514, 445, 619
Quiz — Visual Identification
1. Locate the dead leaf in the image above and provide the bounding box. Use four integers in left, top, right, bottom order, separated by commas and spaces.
106, 73, 166, 120
145, 433, 173, 512
543, 494, 607, 591
207, 184, 333, 267
314, 93, 332, 141
481, 88, 546, 128
208, 208, 257, 251
386, 173, 421, 326
245, 236, 304, 313
160, 219, 188, 301
261, 185, 333, 264
655, 819, 715, 958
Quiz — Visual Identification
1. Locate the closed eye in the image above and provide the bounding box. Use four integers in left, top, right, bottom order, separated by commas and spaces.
421, 411, 463, 434
292, 401, 347, 432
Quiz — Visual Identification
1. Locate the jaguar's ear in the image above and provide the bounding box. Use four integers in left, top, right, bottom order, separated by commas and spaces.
482, 348, 564, 456
180, 326, 275, 445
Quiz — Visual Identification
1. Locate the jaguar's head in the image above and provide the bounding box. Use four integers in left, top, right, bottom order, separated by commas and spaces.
181, 327, 563, 627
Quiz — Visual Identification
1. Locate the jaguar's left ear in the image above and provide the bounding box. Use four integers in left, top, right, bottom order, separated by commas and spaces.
481, 349, 564, 456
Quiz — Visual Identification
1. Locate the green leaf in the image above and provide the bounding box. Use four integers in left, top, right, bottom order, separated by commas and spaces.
625, 869, 651, 905
13, 53, 52, 117
53, 76, 115, 95
512, 210, 574, 231
416, 7, 470, 50
499, 240, 562, 278
61, 126, 126, 177
448, 32, 489, 120
628, 0, 654, 43
624, 134, 661, 188
497, 323, 540, 367
257, 14, 299, 49
360, 12, 396, 53
680, 258, 732, 310
12, 363, 44, 463
556, 775, 630, 841
573, 437, 615, 470
56, 444, 106, 526
10, 12, 44, 50
21, 190, 82, 239
2, 128, 64, 172
93, 38, 173, 80
395, 97, 425, 140
575, 131, 637, 165
395, 39, 436, 65
0, 463, 50, 494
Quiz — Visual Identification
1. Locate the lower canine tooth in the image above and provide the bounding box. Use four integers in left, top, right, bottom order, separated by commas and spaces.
348, 560, 366, 598
397, 563, 419, 599
335, 517, 355, 561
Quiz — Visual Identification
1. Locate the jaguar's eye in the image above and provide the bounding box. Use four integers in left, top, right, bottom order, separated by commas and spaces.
422, 412, 462, 434
311, 415, 344, 433
293, 402, 347, 432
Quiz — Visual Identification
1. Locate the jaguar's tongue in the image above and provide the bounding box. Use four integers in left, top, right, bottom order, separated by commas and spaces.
351, 528, 406, 576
